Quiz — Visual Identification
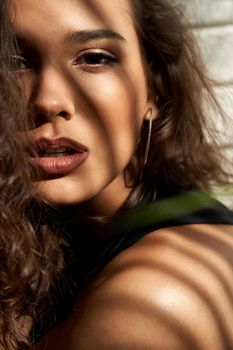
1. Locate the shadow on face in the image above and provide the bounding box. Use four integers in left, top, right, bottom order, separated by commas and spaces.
10, 0, 154, 213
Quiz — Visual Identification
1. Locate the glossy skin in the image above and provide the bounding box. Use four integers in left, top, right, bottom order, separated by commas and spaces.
12, 0, 156, 215
34, 224, 233, 350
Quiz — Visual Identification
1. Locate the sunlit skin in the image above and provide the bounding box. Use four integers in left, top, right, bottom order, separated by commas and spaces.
10, 1, 233, 350
11, 0, 156, 216
31, 224, 233, 350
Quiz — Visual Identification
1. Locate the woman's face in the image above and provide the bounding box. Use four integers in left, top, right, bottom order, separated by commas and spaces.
11, 0, 152, 214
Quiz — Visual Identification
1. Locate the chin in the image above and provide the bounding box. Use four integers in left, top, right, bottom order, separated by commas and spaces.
38, 191, 84, 207
35, 179, 88, 207
34, 168, 125, 209
34, 175, 107, 208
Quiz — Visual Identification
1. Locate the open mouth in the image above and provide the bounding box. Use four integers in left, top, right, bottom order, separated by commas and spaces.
36, 147, 78, 157
29, 137, 89, 175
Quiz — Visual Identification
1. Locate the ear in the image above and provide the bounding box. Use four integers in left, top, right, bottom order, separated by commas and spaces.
143, 101, 159, 121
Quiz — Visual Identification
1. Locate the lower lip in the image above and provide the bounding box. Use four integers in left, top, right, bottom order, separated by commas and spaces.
30, 152, 89, 175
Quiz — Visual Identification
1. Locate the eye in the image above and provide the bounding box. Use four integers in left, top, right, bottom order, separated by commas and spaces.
11, 54, 36, 72
74, 51, 119, 67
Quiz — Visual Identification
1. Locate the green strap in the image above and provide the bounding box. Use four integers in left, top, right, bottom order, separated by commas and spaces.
113, 191, 219, 236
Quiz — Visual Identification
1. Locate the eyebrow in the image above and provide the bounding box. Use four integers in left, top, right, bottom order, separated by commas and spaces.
65, 29, 126, 44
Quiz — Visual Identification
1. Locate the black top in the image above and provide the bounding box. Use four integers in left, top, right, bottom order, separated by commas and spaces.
32, 190, 233, 342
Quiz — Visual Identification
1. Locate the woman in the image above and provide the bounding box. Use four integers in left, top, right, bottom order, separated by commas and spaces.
9, 0, 233, 348
0, 2, 66, 349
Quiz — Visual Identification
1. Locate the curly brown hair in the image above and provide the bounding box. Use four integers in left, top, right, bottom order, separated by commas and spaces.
0, 1, 66, 349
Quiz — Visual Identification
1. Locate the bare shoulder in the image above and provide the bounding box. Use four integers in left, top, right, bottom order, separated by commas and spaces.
36, 224, 233, 350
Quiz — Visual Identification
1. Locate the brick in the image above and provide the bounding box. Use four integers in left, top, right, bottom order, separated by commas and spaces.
193, 25, 233, 84
174, 0, 233, 26
208, 85, 233, 145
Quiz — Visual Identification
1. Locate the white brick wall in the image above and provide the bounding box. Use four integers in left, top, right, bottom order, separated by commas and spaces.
194, 25, 233, 84
180, 0, 233, 26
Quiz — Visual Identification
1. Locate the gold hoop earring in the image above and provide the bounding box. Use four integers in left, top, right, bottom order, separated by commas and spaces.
143, 110, 153, 167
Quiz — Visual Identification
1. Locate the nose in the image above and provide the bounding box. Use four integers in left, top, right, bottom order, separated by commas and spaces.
32, 66, 75, 123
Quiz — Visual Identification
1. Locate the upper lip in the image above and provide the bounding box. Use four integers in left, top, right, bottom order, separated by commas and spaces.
28, 137, 88, 156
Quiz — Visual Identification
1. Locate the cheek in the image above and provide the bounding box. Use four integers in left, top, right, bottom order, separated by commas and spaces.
79, 68, 148, 153
83, 84, 138, 170
18, 73, 35, 104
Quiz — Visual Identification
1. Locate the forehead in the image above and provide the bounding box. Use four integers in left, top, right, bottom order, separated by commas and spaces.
11, 0, 136, 41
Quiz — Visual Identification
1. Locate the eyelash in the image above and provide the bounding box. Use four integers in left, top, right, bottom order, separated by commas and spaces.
11, 55, 35, 71
11, 50, 120, 72
73, 51, 120, 69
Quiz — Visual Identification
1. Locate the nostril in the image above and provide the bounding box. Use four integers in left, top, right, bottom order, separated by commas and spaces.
33, 109, 72, 127
59, 111, 72, 120
34, 113, 49, 127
